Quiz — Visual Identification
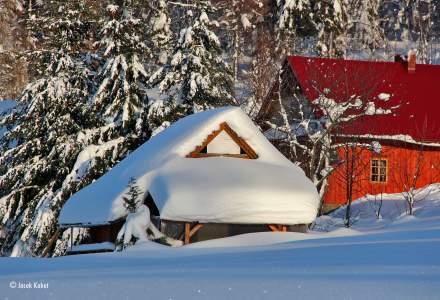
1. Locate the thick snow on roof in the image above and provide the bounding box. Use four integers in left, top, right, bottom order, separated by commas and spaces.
59, 107, 319, 226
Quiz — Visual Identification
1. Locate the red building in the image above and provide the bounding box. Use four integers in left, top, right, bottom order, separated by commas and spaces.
262, 55, 440, 212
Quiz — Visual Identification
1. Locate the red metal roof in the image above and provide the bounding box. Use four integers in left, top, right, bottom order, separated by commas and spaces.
287, 56, 440, 143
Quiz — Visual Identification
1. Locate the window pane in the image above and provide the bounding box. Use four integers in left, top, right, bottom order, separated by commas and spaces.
371, 175, 378, 182
372, 160, 378, 167
380, 174, 386, 182
380, 160, 387, 168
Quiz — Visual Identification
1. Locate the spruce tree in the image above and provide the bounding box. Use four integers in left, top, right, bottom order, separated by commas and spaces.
396, 1, 412, 43
91, 2, 151, 133
149, 1, 236, 133
275, 0, 316, 53
347, 0, 384, 54
149, 0, 172, 64
122, 177, 142, 213
0, 0, 95, 256
314, 0, 348, 57
52, 1, 160, 256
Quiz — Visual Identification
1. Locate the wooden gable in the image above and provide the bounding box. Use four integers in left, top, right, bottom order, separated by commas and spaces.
186, 122, 258, 159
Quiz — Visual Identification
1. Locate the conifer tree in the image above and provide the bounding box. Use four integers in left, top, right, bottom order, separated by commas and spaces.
149, 0, 172, 64
122, 177, 142, 213
149, 1, 236, 133
396, 0, 412, 43
91, 2, 151, 133
315, 0, 348, 57
0, 0, 96, 256
274, 0, 316, 53
347, 0, 384, 53
218, 0, 262, 83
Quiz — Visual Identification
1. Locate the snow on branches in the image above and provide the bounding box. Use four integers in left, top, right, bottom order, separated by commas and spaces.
92, 3, 150, 130
149, 1, 235, 131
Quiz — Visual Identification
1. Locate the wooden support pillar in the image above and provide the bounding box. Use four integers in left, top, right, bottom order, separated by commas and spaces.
268, 224, 287, 232
184, 222, 204, 245
268, 224, 279, 232
70, 227, 73, 252
184, 223, 191, 245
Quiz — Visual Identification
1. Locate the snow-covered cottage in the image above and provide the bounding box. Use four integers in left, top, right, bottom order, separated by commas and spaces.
59, 107, 319, 252
260, 54, 440, 212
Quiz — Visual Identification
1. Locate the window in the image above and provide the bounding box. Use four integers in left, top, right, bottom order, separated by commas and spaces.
371, 159, 387, 183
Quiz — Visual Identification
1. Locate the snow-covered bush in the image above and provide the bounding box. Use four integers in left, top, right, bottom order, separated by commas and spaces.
117, 205, 151, 249
116, 205, 182, 250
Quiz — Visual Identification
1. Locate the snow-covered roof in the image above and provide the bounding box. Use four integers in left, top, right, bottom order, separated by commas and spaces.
59, 107, 319, 226
287, 56, 440, 143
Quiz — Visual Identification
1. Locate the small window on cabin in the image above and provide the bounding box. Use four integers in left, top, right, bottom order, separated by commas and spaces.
371, 159, 387, 183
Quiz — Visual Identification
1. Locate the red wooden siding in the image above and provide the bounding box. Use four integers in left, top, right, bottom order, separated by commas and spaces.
324, 144, 440, 210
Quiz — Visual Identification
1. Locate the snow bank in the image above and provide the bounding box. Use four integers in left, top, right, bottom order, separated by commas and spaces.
70, 242, 115, 253
3, 190, 440, 300
59, 107, 319, 226
314, 183, 440, 232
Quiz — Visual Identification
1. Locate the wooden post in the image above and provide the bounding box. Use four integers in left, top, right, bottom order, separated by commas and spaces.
183, 222, 204, 245
268, 224, 288, 232
184, 223, 190, 245
189, 224, 204, 237
268, 224, 278, 232
70, 227, 73, 252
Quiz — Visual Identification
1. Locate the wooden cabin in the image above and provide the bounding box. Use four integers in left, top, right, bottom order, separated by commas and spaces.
59, 107, 319, 252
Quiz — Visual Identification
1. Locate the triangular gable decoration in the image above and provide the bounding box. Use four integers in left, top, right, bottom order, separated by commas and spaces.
187, 122, 258, 159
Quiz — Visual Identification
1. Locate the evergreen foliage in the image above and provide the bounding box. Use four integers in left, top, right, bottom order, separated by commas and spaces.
0, 0, 96, 256
347, 0, 384, 53
149, 1, 236, 131
92, 2, 150, 132
149, 0, 172, 64
275, 0, 316, 42
122, 177, 142, 213
315, 0, 348, 58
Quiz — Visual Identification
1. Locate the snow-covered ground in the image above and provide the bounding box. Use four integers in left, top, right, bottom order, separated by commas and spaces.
1, 184, 440, 300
